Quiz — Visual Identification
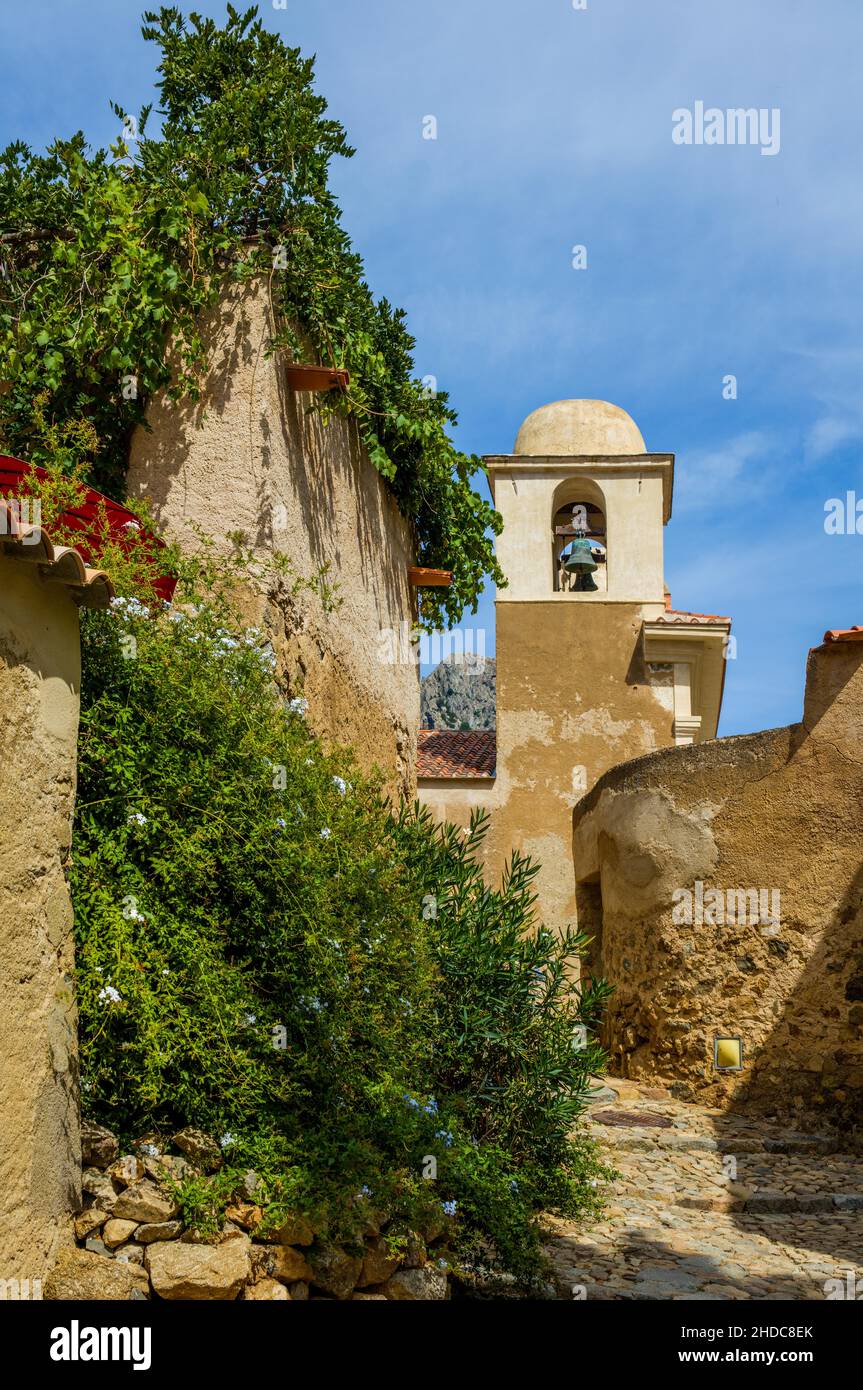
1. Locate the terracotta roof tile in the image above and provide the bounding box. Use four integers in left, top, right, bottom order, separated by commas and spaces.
1, 500, 115, 609
417, 729, 496, 779
823, 626, 863, 644
655, 609, 731, 627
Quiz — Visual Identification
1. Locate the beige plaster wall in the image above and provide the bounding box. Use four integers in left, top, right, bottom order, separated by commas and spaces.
572, 639, 863, 1124
420, 601, 676, 933
418, 778, 496, 827
127, 279, 419, 799
0, 556, 82, 1281
489, 461, 670, 604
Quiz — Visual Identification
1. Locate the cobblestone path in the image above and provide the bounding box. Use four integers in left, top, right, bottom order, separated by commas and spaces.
546, 1080, 863, 1300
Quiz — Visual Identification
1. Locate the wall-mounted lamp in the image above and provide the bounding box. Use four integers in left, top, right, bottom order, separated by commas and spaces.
714, 1036, 744, 1071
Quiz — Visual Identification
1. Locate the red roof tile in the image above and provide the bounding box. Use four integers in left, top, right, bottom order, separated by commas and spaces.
1, 455, 175, 603
417, 729, 496, 779
1, 500, 115, 608
655, 609, 731, 626
823, 626, 863, 644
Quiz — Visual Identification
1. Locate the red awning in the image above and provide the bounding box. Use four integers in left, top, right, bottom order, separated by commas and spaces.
0, 456, 176, 603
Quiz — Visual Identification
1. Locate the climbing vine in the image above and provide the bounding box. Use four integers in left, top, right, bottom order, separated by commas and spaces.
0, 4, 504, 629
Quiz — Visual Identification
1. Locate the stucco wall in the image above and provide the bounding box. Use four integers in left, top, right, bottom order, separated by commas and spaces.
0, 555, 82, 1280
420, 601, 676, 933
572, 638, 863, 1124
127, 279, 419, 799
487, 458, 671, 604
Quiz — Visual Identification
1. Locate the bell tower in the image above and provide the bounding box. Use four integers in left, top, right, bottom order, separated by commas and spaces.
491, 399, 669, 605
418, 399, 730, 935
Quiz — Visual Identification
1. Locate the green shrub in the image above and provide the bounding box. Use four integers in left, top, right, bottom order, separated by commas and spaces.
76, 595, 436, 1204
399, 808, 613, 1279
73, 582, 611, 1285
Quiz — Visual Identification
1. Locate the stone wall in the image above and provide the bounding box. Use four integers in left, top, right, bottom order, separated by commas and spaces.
126, 279, 420, 799
43, 1123, 452, 1302
0, 555, 82, 1282
572, 637, 863, 1125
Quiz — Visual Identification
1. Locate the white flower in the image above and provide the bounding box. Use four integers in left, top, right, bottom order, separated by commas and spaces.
140, 1142, 159, 1157
289, 697, 308, 717
127, 811, 148, 828
276, 818, 287, 831
332, 776, 347, 795
243, 1013, 257, 1026
320, 827, 331, 840
98, 985, 122, 1004
110, 596, 148, 618
219, 1132, 237, 1150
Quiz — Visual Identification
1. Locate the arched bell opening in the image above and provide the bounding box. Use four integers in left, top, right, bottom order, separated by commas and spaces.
551, 495, 608, 594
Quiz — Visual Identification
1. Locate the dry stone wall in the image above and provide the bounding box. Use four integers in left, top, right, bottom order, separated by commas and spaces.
44, 1122, 452, 1301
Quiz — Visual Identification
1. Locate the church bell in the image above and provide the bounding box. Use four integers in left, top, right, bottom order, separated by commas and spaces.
563, 537, 598, 592
563, 538, 597, 575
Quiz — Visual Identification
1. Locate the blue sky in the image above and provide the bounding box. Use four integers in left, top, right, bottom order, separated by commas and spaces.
2, 0, 861, 735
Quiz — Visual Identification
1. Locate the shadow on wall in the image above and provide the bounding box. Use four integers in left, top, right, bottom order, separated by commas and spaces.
126, 278, 420, 797
572, 637, 863, 1130
128, 279, 410, 629
738, 858, 863, 1127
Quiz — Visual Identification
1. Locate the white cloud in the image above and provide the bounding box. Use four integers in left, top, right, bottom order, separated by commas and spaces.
805, 416, 863, 463
675, 431, 777, 515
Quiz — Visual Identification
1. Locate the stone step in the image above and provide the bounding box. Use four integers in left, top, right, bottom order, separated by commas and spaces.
600, 1149, 863, 1214
587, 1084, 863, 1158
545, 1207, 863, 1301
594, 1128, 841, 1156
678, 1191, 863, 1214
603, 1190, 863, 1217
550, 1087, 863, 1300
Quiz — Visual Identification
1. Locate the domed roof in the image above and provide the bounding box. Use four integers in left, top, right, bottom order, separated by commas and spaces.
513, 400, 646, 456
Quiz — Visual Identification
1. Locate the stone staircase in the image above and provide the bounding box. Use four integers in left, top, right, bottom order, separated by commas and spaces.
545, 1080, 863, 1300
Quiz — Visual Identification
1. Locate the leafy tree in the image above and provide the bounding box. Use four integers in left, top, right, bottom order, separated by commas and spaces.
0, 4, 505, 629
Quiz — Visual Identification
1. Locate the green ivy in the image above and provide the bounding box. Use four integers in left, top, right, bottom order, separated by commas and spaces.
0, 4, 505, 629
